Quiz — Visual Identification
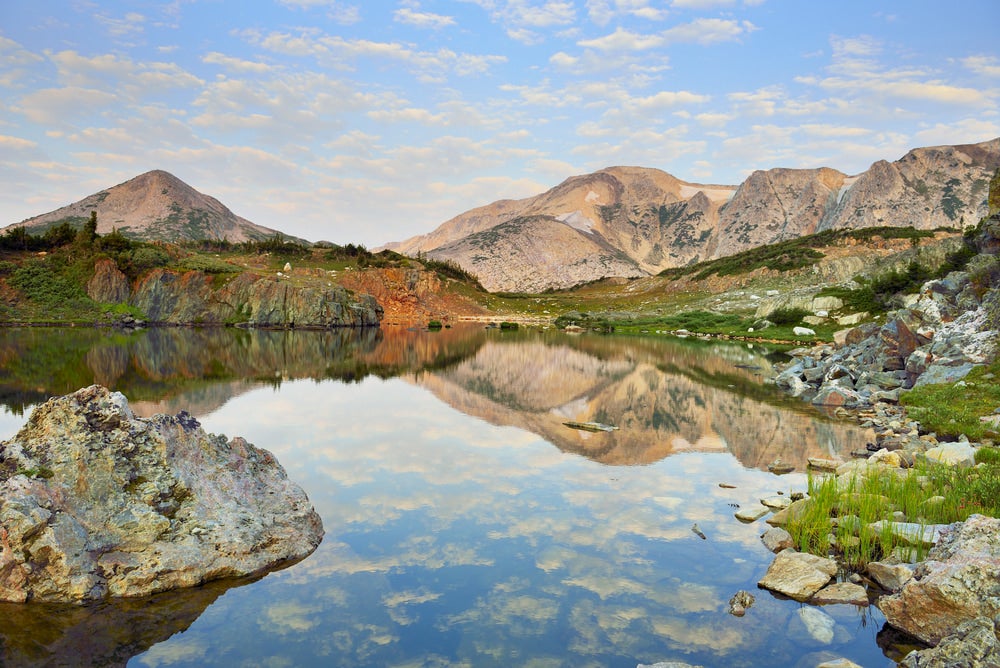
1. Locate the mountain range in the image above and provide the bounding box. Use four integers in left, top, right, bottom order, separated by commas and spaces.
6, 138, 1000, 294
7, 170, 284, 243
385, 138, 1000, 292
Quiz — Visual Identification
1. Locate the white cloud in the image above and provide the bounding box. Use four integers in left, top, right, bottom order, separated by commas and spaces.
277, 0, 361, 24
962, 55, 1000, 77
0, 135, 37, 151
367, 107, 446, 124
627, 90, 711, 111
95, 12, 146, 38
14, 86, 119, 125
577, 17, 755, 52
670, 0, 736, 7
202, 52, 275, 74
913, 118, 1000, 146
394, 8, 456, 29
586, 0, 669, 25
661, 18, 757, 45
578, 27, 664, 51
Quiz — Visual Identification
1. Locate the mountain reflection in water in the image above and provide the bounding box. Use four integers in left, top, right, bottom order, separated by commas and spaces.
0, 325, 869, 471
0, 325, 890, 667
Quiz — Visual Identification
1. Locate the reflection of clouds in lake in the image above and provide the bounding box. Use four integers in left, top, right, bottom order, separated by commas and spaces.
133, 640, 209, 667
649, 615, 748, 654
263, 600, 324, 633
383, 589, 442, 626
189, 374, 868, 665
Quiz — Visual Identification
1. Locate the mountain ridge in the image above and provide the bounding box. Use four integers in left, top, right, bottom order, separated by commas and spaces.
6, 170, 288, 243
385, 138, 1000, 293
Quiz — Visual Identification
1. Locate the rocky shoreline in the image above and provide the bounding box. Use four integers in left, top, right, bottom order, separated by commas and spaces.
731, 225, 1000, 667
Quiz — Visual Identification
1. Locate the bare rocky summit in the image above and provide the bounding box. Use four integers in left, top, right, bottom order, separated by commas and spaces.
386, 138, 1000, 293
0, 385, 323, 603
6, 170, 285, 243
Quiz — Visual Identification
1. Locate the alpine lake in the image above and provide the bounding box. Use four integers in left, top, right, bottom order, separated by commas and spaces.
0, 324, 910, 667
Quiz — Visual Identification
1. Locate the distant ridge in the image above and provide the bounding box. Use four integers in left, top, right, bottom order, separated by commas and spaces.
6, 170, 289, 243
384, 138, 1000, 293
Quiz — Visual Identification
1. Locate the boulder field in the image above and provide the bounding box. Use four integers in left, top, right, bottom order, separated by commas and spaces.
0, 385, 323, 603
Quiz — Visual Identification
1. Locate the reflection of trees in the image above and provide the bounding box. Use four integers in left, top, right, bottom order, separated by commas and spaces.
0, 325, 873, 471
0, 576, 256, 667
0, 325, 490, 417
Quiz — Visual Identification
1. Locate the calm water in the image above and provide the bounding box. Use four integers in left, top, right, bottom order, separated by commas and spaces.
0, 325, 900, 667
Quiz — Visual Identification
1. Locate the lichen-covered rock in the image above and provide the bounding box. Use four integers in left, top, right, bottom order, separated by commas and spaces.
0, 385, 323, 604
86, 258, 131, 303
129, 268, 382, 327
878, 514, 1000, 646
900, 617, 1000, 668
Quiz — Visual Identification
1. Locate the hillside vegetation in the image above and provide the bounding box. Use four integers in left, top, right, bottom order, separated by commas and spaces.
0, 209, 987, 339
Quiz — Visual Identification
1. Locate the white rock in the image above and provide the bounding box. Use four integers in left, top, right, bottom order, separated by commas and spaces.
925, 442, 977, 467
735, 505, 770, 522
793, 326, 816, 336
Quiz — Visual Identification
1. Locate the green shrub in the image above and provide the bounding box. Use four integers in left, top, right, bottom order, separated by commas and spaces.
9, 262, 89, 305
121, 246, 171, 276
769, 307, 810, 326
499, 321, 519, 330
427, 320, 443, 329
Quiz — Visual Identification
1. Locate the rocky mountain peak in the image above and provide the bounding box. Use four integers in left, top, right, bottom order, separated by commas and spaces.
6, 170, 285, 243
388, 138, 1000, 293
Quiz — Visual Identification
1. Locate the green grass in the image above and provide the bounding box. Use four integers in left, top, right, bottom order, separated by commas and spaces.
900, 359, 1000, 441
786, 460, 1000, 570
657, 226, 942, 282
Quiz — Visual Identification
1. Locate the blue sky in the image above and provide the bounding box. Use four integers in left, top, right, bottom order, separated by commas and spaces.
1, 1, 998, 247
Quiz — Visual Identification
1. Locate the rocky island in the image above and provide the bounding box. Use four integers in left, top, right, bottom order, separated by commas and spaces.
0, 385, 323, 603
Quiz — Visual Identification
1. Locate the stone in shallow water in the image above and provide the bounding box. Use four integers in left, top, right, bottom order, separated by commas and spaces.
867, 561, 913, 593
811, 581, 869, 606
760, 495, 791, 510
757, 549, 837, 602
735, 505, 770, 522
0, 385, 324, 604
760, 527, 793, 553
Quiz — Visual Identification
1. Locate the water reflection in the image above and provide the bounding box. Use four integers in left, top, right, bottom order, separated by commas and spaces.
0, 326, 870, 471
0, 326, 889, 667
0, 577, 257, 667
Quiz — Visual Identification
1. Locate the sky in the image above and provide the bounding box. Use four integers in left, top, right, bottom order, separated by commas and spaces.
1, 1, 998, 247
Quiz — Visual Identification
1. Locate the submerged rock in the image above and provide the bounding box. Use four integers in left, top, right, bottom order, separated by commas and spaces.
0, 385, 323, 604
727, 589, 755, 616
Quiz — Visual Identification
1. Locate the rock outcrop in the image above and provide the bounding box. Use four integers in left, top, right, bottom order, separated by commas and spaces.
384, 138, 1000, 293
879, 514, 1000, 646
773, 265, 998, 409
899, 616, 1000, 668
125, 268, 383, 327
0, 385, 323, 603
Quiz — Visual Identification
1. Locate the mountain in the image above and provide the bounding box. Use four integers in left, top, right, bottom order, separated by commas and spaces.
385, 138, 1000, 293
6, 170, 285, 243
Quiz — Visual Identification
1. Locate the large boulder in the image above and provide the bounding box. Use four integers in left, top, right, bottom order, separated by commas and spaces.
900, 617, 1000, 667
0, 385, 323, 603
878, 514, 1000, 646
